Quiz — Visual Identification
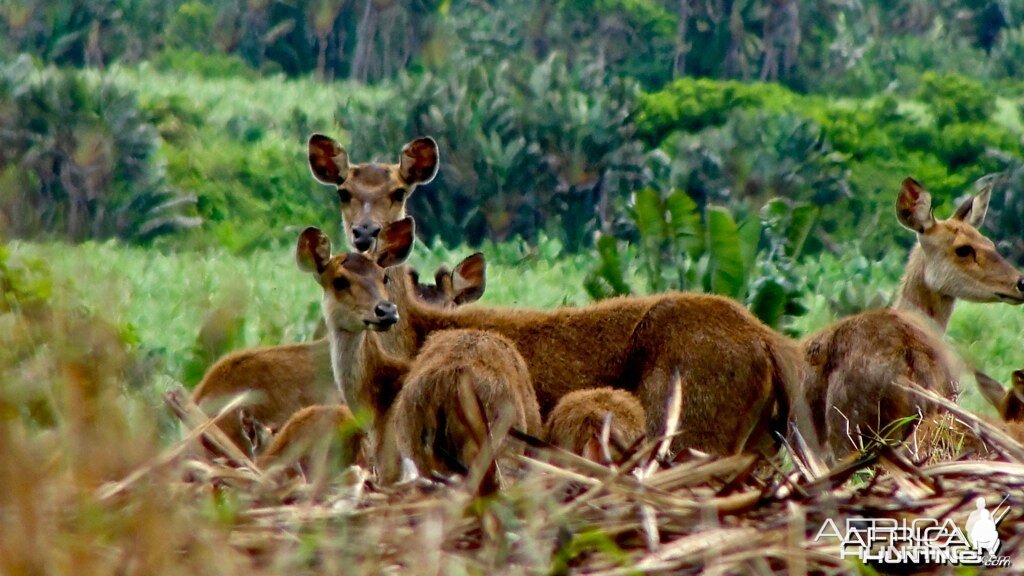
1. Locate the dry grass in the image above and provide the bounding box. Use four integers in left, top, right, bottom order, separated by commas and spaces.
3, 306, 1024, 575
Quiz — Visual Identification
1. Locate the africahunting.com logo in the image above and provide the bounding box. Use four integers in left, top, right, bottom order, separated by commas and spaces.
815, 496, 1012, 568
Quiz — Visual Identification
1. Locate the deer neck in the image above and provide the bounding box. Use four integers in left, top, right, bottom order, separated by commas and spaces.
894, 246, 956, 331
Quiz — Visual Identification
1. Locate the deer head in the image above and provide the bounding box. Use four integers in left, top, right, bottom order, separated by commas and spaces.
308, 134, 438, 252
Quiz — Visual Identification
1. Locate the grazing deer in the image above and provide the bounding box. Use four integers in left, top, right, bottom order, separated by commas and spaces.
388, 253, 804, 458
544, 388, 645, 465
393, 329, 542, 487
190, 254, 486, 456
803, 178, 1024, 462
307, 133, 438, 253
257, 404, 365, 477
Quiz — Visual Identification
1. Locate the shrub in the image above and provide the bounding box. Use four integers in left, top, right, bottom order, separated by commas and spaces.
0, 57, 199, 242
341, 54, 648, 249
636, 78, 797, 146
915, 71, 996, 127
150, 49, 258, 80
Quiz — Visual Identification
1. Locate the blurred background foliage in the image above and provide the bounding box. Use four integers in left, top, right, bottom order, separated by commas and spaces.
1, 0, 1023, 374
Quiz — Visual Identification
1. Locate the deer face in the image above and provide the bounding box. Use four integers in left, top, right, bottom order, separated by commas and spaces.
297, 218, 415, 333
308, 134, 439, 253
897, 178, 1024, 304
407, 252, 487, 307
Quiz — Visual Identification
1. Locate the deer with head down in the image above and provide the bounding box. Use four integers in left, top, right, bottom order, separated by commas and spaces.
384, 249, 804, 459
802, 178, 1024, 462
544, 387, 645, 465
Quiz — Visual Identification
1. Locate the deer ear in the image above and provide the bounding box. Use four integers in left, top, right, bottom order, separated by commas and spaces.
297, 227, 332, 274
975, 371, 1006, 411
952, 184, 992, 228
452, 252, 486, 304
582, 436, 604, 463
376, 217, 415, 268
896, 177, 935, 233
398, 137, 439, 186
308, 134, 350, 185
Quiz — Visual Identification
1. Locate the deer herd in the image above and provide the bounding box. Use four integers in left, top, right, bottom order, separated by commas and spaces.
190, 133, 1024, 489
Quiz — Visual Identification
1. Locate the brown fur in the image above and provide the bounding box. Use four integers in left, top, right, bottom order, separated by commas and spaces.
393, 329, 542, 484
544, 387, 645, 463
307, 133, 438, 252
190, 257, 485, 455
257, 404, 364, 476
803, 178, 1024, 462
396, 273, 806, 457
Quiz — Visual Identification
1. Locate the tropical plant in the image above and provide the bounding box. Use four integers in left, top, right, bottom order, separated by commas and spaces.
584, 188, 814, 330
0, 57, 199, 242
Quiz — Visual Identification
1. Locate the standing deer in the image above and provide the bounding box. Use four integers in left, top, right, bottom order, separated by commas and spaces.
803, 178, 1024, 461
544, 388, 646, 464
297, 221, 544, 486
384, 246, 804, 458
393, 329, 543, 488
190, 255, 486, 456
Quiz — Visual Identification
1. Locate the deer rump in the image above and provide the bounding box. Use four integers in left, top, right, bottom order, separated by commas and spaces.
406, 290, 804, 457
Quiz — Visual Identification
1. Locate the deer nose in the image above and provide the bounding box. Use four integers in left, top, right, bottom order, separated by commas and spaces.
351, 223, 382, 252
374, 302, 398, 325
1017, 277, 1024, 294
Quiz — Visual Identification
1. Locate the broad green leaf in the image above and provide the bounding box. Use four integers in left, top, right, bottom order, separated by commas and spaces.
633, 187, 664, 241
786, 203, 818, 259
748, 277, 789, 329
706, 206, 746, 299
665, 189, 703, 258
738, 215, 762, 275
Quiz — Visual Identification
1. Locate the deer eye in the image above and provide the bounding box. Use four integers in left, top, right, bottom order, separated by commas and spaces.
389, 188, 406, 203
332, 276, 350, 291
954, 245, 975, 258
338, 188, 352, 203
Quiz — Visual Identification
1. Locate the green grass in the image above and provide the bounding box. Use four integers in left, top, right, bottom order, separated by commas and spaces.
9, 238, 592, 390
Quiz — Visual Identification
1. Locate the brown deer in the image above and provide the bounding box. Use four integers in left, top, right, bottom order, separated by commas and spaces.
389, 253, 805, 458
392, 329, 543, 487
544, 388, 645, 464
803, 178, 1024, 462
257, 404, 365, 476
190, 254, 486, 456
307, 133, 438, 253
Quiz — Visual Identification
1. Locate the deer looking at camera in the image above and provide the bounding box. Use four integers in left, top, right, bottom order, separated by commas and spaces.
544, 388, 646, 465
298, 218, 541, 485
189, 255, 486, 457
803, 178, 1024, 462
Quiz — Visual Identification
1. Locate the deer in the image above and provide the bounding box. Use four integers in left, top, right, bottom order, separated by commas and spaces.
802, 178, 1024, 462
190, 254, 486, 457
544, 388, 645, 465
307, 133, 439, 253
977, 369, 1024, 424
298, 221, 547, 487
392, 329, 543, 489
375, 242, 805, 459
256, 404, 365, 478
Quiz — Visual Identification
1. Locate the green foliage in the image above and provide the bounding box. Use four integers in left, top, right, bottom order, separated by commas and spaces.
0, 57, 199, 242
637, 79, 797, 145
0, 239, 53, 312
585, 189, 814, 330
165, 1, 216, 52
985, 161, 1024, 266
916, 72, 997, 127
342, 53, 647, 249
151, 49, 258, 80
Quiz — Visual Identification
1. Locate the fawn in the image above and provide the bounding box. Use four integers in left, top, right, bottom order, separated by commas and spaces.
977, 369, 1024, 424
387, 251, 804, 458
393, 329, 543, 487
544, 387, 645, 464
190, 254, 486, 457
803, 178, 1024, 462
